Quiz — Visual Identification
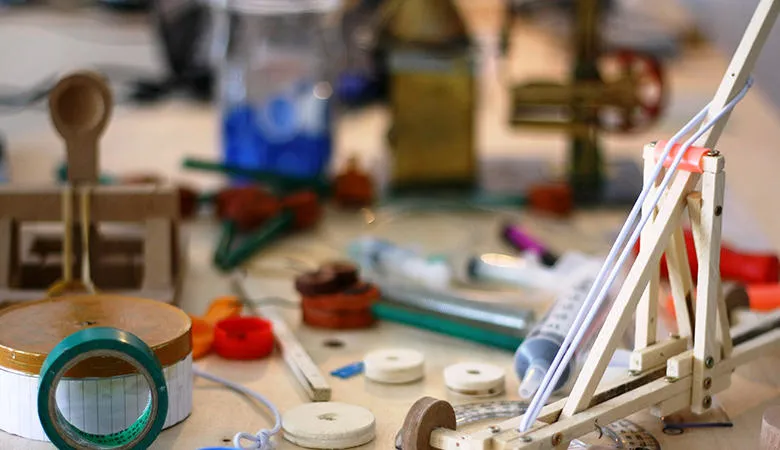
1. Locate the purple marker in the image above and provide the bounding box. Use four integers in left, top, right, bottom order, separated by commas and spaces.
502, 223, 558, 267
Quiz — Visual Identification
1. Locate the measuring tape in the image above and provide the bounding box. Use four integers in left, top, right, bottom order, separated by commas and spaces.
396, 401, 660, 449
38, 327, 168, 449
0, 294, 193, 443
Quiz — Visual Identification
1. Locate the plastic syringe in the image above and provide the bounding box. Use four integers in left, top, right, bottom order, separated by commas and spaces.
468, 251, 596, 293
514, 259, 606, 399
348, 237, 452, 289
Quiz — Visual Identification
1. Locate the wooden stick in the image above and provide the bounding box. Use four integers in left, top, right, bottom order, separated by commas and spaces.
687, 192, 734, 358
689, 155, 725, 414
561, 171, 699, 417
635, 145, 662, 349
629, 336, 687, 373
665, 227, 695, 337
695, 0, 780, 149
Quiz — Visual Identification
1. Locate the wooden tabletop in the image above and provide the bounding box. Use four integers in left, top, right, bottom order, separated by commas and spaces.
1, 3, 780, 449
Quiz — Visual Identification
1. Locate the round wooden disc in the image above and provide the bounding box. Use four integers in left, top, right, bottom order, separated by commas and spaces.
401, 397, 456, 450
0, 294, 191, 377
282, 402, 376, 449
761, 405, 780, 450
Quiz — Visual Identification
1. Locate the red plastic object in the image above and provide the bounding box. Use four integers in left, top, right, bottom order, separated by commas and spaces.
654, 140, 710, 173
635, 229, 779, 284
213, 317, 274, 360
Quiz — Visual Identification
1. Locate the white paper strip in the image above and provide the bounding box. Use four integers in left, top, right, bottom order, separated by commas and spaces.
0, 354, 193, 442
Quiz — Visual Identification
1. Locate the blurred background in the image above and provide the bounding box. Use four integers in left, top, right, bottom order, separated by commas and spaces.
3, 3, 780, 440
1, 0, 780, 270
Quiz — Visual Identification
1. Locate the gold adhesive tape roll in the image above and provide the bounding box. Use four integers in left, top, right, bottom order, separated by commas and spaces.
0, 295, 193, 441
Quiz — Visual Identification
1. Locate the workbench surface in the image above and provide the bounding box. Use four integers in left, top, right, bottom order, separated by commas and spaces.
1, 2, 779, 449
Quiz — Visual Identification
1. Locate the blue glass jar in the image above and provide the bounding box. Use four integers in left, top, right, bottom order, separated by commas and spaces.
213, 0, 341, 182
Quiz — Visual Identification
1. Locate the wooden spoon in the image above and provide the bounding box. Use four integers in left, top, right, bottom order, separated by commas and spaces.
48, 71, 113, 185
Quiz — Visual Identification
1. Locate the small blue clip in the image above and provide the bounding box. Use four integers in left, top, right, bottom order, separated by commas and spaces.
330, 361, 364, 379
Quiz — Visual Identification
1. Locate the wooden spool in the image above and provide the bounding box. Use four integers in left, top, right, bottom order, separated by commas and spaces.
0, 294, 191, 376
0, 294, 193, 441
762, 406, 780, 450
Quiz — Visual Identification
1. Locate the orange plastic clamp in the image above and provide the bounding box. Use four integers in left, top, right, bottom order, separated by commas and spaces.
654, 140, 711, 173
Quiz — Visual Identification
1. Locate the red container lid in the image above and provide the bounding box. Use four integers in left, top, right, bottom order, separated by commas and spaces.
213, 317, 274, 360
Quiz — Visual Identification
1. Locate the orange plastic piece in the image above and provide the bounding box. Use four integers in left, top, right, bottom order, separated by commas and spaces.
528, 182, 573, 217
204, 296, 244, 324
281, 191, 322, 230
189, 295, 244, 360
747, 284, 780, 311
226, 194, 281, 231
654, 140, 711, 173
191, 317, 214, 360
334, 156, 374, 208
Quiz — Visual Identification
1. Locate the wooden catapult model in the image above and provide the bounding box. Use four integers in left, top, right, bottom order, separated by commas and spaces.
401, 0, 780, 448
0, 71, 185, 303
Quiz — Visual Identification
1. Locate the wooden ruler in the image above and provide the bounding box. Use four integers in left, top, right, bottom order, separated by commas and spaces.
231, 277, 331, 402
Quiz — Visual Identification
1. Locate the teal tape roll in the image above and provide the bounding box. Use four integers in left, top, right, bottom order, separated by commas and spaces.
37, 327, 169, 450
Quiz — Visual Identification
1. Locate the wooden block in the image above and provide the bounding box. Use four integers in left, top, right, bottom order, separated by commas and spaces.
761, 406, 780, 450
629, 336, 688, 372
667, 350, 693, 379
142, 218, 172, 290
652, 372, 731, 418
0, 219, 15, 288
0, 186, 179, 222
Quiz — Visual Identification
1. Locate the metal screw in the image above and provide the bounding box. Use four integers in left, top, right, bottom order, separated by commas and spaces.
489, 426, 501, 434
715, 206, 723, 216
705, 356, 715, 368
551, 433, 563, 446
520, 436, 533, 443
708, 149, 721, 157
703, 377, 712, 390
703, 395, 712, 409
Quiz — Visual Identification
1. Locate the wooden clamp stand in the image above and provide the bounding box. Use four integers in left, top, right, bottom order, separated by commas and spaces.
0, 72, 185, 304
400, 0, 780, 448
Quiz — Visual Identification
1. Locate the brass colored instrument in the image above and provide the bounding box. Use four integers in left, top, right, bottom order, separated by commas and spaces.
507, 0, 666, 202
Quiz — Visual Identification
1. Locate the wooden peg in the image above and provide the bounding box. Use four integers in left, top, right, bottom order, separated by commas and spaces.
762, 406, 780, 450
48, 72, 113, 185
